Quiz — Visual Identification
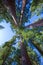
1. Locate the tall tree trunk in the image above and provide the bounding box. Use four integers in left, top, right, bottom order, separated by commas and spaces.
31, 40, 43, 55
20, 41, 32, 65
26, 19, 43, 28
3, 0, 17, 26
19, 0, 26, 25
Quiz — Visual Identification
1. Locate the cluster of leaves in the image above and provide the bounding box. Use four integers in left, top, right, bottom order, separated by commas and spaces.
31, 0, 43, 11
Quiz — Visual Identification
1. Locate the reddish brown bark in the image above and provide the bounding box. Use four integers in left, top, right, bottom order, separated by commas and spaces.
26, 19, 43, 28
20, 41, 32, 65
3, 0, 18, 26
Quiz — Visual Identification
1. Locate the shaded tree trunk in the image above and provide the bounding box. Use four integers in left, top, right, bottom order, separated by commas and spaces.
3, 0, 17, 26
2, 0, 33, 65
29, 39, 43, 55
32, 40, 43, 55
20, 41, 32, 65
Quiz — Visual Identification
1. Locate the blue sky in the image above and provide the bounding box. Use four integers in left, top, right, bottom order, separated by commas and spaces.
0, 13, 43, 45
0, 20, 15, 46
25, 14, 43, 26
0, 14, 43, 46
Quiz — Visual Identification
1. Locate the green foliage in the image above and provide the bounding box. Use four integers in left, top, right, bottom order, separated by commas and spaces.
31, 0, 43, 17
31, 0, 43, 11
27, 47, 40, 65
0, 0, 43, 65
0, 25, 43, 65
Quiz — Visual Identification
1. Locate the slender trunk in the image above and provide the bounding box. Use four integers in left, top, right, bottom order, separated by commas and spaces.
20, 41, 32, 65
19, 0, 26, 25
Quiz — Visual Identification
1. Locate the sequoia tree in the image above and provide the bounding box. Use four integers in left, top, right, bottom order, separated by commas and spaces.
0, 0, 43, 65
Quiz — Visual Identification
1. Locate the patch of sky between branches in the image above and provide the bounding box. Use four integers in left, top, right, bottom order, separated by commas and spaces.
25, 14, 43, 26
0, 19, 15, 46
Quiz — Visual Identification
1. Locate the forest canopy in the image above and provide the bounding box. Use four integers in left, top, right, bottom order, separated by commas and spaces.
0, 0, 43, 65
